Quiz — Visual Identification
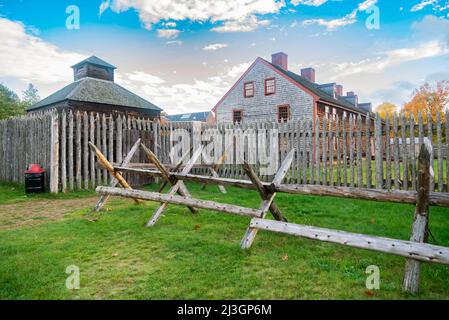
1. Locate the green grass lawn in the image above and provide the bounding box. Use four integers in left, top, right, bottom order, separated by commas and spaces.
0, 182, 448, 299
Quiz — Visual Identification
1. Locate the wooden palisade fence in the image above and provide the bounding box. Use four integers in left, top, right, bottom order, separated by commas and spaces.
1, 109, 449, 193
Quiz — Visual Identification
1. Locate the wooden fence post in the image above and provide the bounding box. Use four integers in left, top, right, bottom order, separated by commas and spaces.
49, 109, 59, 193
375, 114, 383, 189
403, 138, 432, 294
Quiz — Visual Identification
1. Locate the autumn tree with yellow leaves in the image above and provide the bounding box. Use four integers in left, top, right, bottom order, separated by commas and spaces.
376, 102, 397, 120
401, 80, 449, 122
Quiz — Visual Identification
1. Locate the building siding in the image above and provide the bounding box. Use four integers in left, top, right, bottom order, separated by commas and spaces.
215, 61, 315, 124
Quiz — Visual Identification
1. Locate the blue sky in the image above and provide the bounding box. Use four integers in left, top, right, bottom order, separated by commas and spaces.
1, 0, 448, 114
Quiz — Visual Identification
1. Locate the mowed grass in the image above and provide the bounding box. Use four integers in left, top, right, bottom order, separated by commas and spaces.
0, 182, 448, 299
0, 183, 95, 205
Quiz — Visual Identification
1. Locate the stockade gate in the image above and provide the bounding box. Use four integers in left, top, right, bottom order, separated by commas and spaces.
1, 109, 449, 194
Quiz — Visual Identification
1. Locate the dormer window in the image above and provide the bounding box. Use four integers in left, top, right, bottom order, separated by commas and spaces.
265, 78, 276, 95
244, 81, 254, 98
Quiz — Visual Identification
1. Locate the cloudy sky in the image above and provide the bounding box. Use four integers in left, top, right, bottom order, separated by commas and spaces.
1, 0, 449, 114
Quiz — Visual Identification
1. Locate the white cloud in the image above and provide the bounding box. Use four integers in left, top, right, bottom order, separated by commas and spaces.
0, 18, 85, 84
163, 21, 177, 27
157, 29, 180, 39
291, 0, 329, 6
165, 40, 183, 46
100, 0, 284, 32
331, 40, 449, 78
127, 71, 166, 85
211, 15, 271, 33
99, 0, 110, 16
202, 43, 228, 51
116, 62, 251, 114
303, 11, 357, 30
302, 0, 378, 31
358, 0, 378, 11
411, 0, 438, 12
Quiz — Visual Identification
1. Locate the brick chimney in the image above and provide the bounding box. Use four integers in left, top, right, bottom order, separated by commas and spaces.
271, 52, 288, 70
336, 85, 343, 96
301, 67, 315, 83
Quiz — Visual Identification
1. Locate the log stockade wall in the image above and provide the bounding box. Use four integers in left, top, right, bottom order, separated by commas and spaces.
1, 108, 449, 193
0, 110, 158, 192
0, 111, 54, 188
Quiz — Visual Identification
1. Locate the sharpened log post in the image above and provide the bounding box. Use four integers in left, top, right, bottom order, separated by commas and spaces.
140, 142, 197, 214
242, 162, 286, 222
157, 146, 193, 192
93, 138, 142, 212
202, 151, 227, 192
403, 138, 432, 295
240, 149, 294, 249
88, 142, 141, 205
201, 151, 227, 194
145, 146, 204, 227
49, 109, 59, 193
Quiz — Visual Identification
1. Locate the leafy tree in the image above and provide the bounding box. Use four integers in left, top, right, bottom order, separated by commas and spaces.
0, 83, 26, 120
376, 102, 397, 120
22, 83, 40, 107
402, 80, 449, 122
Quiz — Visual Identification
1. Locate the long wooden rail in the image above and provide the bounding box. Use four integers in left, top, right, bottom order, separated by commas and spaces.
97, 186, 262, 218
113, 166, 449, 207
250, 218, 449, 265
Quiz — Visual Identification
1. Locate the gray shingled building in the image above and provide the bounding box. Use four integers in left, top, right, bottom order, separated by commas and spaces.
28, 56, 162, 119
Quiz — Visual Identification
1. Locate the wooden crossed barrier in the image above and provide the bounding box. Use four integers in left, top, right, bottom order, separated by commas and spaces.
90, 141, 225, 214
93, 140, 294, 247
91, 138, 449, 295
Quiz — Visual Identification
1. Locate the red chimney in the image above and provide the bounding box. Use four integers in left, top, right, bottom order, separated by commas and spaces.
301, 67, 315, 83
271, 52, 288, 70
336, 85, 343, 96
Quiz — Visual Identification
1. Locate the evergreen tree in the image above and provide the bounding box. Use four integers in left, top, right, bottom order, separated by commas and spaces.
22, 83, 40, 107
0, 83, 26, 120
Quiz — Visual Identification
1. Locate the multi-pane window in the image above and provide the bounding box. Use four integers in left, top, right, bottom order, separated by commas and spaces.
325, 106, 330, 119
244, 81, 254, 98
332, 108, 337, 120
265, 78, 276, 95
233, 109, 243, 124
277, 105, 290, 123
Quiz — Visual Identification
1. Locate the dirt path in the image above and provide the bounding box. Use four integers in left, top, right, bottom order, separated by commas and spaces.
0, 197, 99, 230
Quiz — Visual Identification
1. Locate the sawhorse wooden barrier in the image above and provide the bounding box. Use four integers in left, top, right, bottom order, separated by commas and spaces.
90, 140, 225, 213
94, 142, 294, 247
92, 138, 449, 295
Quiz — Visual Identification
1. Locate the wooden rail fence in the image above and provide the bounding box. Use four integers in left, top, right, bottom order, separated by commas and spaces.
92, 138, 449, 294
